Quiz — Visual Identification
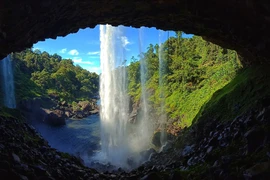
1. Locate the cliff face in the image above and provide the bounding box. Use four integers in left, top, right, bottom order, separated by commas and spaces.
1, 0, 270, 64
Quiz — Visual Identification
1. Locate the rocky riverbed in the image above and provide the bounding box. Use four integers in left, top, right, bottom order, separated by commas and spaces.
18, 96, 99, 126
0, 113, 105, 179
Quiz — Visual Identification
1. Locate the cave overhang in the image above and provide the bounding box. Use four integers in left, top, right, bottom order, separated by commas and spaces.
1, 0, 270, 64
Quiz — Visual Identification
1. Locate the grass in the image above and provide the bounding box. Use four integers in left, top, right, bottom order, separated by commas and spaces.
168, 61, 240, 128
193, 65, 270, 125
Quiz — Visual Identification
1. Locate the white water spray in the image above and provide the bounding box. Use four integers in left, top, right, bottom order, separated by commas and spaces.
158, 30, 167, 146
98, 25, 153, 169
138, 27, 153, 146
1, 54, 16, 108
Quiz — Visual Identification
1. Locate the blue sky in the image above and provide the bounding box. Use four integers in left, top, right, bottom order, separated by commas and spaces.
33, 25, 192, 74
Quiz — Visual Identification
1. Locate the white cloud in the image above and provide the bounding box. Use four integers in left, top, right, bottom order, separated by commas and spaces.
86, 66, 101, 74
72, 57, 82, 63
72, 57, 94, 65
68, 49, 79, 55
87, 51, 100, 55
121, 36, 130, 48
59, 48, 67, 54
83, 61, 94, 65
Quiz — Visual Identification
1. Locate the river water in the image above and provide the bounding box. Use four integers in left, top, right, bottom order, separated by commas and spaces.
30, 115, 101, 163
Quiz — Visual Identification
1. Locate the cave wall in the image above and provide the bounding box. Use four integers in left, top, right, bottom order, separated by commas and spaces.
1, 0, 270, 64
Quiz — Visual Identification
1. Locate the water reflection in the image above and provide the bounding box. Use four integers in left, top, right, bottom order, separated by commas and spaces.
30, 115, 101, 159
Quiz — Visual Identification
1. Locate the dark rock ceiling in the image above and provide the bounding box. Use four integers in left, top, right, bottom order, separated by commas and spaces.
1, 0, 270, 64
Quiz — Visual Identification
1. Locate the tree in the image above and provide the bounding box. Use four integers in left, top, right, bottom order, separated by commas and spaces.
12, 49, 100, 102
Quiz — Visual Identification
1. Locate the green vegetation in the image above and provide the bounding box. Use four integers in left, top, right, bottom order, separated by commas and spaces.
127, 32, 242, 128
10, 49, 99, 103
1, 32, 243, 130
194, 65, 270, 124
0, 106, 24, 120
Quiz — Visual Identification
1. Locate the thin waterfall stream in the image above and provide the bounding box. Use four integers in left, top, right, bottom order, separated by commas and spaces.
158, 30, 167, 146
1, 54, 16, 108
138, 27, 151, 139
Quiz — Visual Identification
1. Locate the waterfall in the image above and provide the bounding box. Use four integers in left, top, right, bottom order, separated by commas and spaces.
1, 54, 16, 108
158, 30, 167, 146
98, 25, 152, 169
139, 28, 148, 118
99, 24, 129, 168
138, 27, 153, 149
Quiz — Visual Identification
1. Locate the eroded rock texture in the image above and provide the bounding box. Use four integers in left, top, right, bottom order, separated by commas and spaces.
1, 0, 270, 64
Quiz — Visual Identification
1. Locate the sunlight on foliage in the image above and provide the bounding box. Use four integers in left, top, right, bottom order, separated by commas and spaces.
127, 33, 242, 128
9, 50, 99, 103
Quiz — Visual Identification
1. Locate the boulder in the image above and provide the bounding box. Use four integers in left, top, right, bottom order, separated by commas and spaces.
90, 109, 99, 115
72, 111, 85, 119
70, 100, 99, 118
78, 101, 92, 112
182, 145, 195, 157
160, 142, 173, 152
244, 127, 265, 154
60, 101, 67, 106
12, 153, 20, 163
187, 156, 200, 166
140, 148, 156, 160
40, 108, 66, 126
152, 131, 172, 148
64, 110, 73, 118
152, 132, 162, 147
243, 162, 270, 179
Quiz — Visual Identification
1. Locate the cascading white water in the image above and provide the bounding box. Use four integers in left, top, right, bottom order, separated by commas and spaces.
1, 54, 16, 108
98, 25, 153, 169
158, 30, 167, 146
137, 27, 153, 148
139, 27, 148, 113
99, 24, 129, 168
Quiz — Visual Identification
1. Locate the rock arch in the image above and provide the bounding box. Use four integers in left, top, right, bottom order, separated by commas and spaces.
1, 0, 270, 64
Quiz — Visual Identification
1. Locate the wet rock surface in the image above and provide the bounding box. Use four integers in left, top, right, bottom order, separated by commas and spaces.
0, 115, 117, 179
138, 106, 270, 179
39, 108, 66, 126
71, 100, 99, 119
1, 104, 270, 179
18, 97, 99, 126
1, 1, 270, 65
